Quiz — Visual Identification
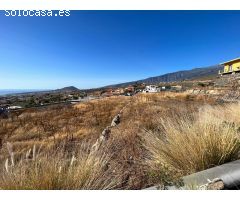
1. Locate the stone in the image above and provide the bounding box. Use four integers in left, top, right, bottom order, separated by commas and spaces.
111, 114, 121, 127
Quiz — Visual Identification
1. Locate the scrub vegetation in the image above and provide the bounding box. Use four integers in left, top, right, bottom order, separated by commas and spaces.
0, 92, 240, 189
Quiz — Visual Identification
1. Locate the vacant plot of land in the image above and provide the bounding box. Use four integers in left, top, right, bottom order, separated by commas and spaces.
0, 92, 239, 189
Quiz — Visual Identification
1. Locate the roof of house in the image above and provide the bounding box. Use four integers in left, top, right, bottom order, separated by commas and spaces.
220, 57, 240, 65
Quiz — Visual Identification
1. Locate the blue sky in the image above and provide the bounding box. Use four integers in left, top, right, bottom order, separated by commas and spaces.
0, 10, 240, 89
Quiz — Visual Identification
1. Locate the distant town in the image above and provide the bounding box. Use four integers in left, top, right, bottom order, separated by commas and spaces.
0, 79, 212, 119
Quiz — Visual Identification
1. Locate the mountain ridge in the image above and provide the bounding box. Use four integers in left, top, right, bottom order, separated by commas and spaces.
103, 65, 222, 88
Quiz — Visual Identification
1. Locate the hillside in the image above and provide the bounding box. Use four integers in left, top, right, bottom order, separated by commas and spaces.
1, 91, 240, 189
106, 65, 222, 88
53, 86, 80, 93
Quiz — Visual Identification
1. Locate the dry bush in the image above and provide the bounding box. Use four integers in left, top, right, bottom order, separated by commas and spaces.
0, 143, 120, 190
144, 103, 240, 186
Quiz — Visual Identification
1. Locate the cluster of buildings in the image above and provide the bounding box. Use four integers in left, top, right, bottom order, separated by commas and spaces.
0, 105, 25, 119
100, 83, 183, 97
142, 85, 182, 93
1, 105, 22, 113
101, 86, 134, 97
100, 58, 240, 98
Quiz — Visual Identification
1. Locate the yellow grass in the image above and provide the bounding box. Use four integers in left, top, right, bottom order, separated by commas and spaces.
1, 92, 240, 189
0, 143, 120, 190
144, 103, 240, 185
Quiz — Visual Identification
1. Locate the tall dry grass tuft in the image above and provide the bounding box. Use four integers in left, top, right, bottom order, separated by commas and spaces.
0, 143, 120, 190
144, 103, 240, 185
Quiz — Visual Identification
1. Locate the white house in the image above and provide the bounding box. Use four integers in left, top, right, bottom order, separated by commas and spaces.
142, 85, 159, 93
7, 106, 22, 110
160, 86, 166, 91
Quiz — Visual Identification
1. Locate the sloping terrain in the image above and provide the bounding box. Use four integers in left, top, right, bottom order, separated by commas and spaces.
1, 73, 240, 189
105, 65, 222, 88
1, 91, 240, 189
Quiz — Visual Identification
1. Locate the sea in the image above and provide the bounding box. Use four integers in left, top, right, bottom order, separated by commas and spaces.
0, 89, 43, 96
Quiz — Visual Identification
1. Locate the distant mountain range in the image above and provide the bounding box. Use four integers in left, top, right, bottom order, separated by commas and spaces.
104, 65, 223, 88
1, 65, 223, 96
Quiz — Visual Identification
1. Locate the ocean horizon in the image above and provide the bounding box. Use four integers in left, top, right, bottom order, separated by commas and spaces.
0, 89, 43, 96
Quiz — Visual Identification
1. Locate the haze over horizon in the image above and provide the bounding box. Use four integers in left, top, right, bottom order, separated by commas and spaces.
0, 10, 240, 90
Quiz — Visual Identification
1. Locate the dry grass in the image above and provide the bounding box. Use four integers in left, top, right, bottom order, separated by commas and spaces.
144, 102, 240, 186
0, 97, 129, 157
1, 92, 240, 189
135, 92, 215, 103
0, 142, 120, 190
